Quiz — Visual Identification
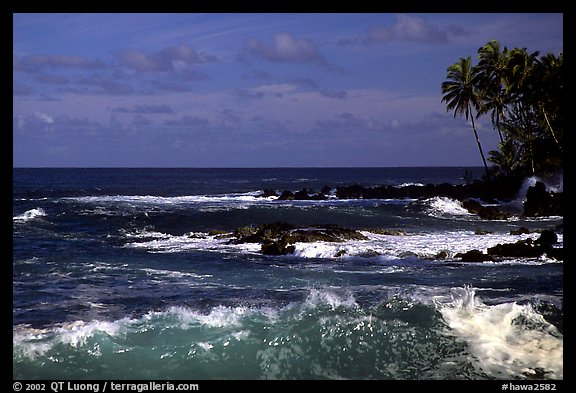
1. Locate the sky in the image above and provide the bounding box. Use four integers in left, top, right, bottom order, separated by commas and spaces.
12, 13, 563, 167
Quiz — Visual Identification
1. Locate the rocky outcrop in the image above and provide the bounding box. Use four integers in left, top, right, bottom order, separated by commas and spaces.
334, 177, 563, 219
363, 228, 407, 236
335, 176, 524, 203
229, 222, 368, 255
455, 249, 494, 262
260, 176, 563, 218
453, 229, 562, 262
261, 189, 279, 198
509, 226, 532, 235
461, 199, 511, 220
276, 188, 328, 201
487, 239, 543, 258
523, 181, 563, 217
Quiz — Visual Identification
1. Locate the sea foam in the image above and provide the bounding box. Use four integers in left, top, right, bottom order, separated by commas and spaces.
13, 208, 47, 222
439, 286, 563, 379
121, 228, 561, 264
425, 197, 473, 218
13, 287, 562, 380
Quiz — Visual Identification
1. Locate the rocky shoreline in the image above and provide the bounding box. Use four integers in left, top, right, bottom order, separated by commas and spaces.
207, 222, 563, 261
260, 178, 563, 219
454, 229, 562, 262
211, 222, 370, 255
217, 177, 563, 261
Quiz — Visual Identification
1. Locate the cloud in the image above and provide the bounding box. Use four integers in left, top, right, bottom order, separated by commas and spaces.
320, 90, 348, 99
250, 83, 297, 95
313, 112, 371, 134
15, 112, 106, 135
288, 77, 320, 89
339, 14, 450, 45
130, 115, 153, 127
34, 111, 54, 124
236, 83, 297, 100
243, 69, 273, 80
13, 54, 105, 72
121, 44, 216, 73
176, 69, 211, 81
150, 80, 193, 93
244, 32, 327, 65
36, 74, 70, 85
111, 104, 175, 114
220, 109, 241, 124
79, 76, 134, 95
236, 89, 265, 100
163, 115, 210, 128
251, 117, 290, 133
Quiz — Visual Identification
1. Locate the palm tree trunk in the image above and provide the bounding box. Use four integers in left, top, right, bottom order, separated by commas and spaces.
495, 115, 504, 143
518, 103, 536, 175
496, 106, 507, 143
469, 105, 489, 175
540, 105, 562, 151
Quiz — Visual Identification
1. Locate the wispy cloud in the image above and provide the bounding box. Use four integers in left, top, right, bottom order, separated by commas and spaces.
163, 115, 210, 128
339, 14, 451, 45
120, 44, 216, 73
13, 54, 105, 72
236, 83, 298, 100
111, 104, 175, 114
78, 75, 134, 95
320, 90, 348, 99
244, 32, 327, 65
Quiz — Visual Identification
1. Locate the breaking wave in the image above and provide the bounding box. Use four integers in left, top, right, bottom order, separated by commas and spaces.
13, 208, 47, 223
120, 228, 561, 264
13, 287, 562, 380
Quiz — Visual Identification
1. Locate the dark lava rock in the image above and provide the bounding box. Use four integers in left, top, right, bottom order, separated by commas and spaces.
294, 188, 313, 200
335, 175, 523, 203
261, 238, 295, 255
278, 190, 295, 200
292, 188, 327, 201
455, 249, 494, 262
364, 228, 406, 236
484, 231, 563, 261
510, 226, 532, 235
535, 229, 558, 245
231, 222, 367, 255
260, 189, 278, 198
239, 222, 296, 244
232, 225, 259, 242
462, 199, 510, 220
285, 225, 367, 243
545, 248, 563, 260
487, 239, 541, 258
523, 181, 563, 217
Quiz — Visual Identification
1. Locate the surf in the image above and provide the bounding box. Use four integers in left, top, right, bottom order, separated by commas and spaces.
13, 286, 562, 380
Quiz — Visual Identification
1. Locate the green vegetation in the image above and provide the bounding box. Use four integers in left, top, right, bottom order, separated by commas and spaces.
442, 40, 563, 179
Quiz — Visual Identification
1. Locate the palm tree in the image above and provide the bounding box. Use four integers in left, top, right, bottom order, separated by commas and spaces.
441, 56, 489, 175
475, 40, 510, 143
526, 52, 563, 150
505, 48, 542, 175
504, 47, 540, 102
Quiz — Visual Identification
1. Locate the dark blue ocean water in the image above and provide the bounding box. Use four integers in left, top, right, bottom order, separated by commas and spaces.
13, 168, 563, 380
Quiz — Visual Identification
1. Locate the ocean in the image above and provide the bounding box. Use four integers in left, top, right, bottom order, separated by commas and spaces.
12, 167, 563, 380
